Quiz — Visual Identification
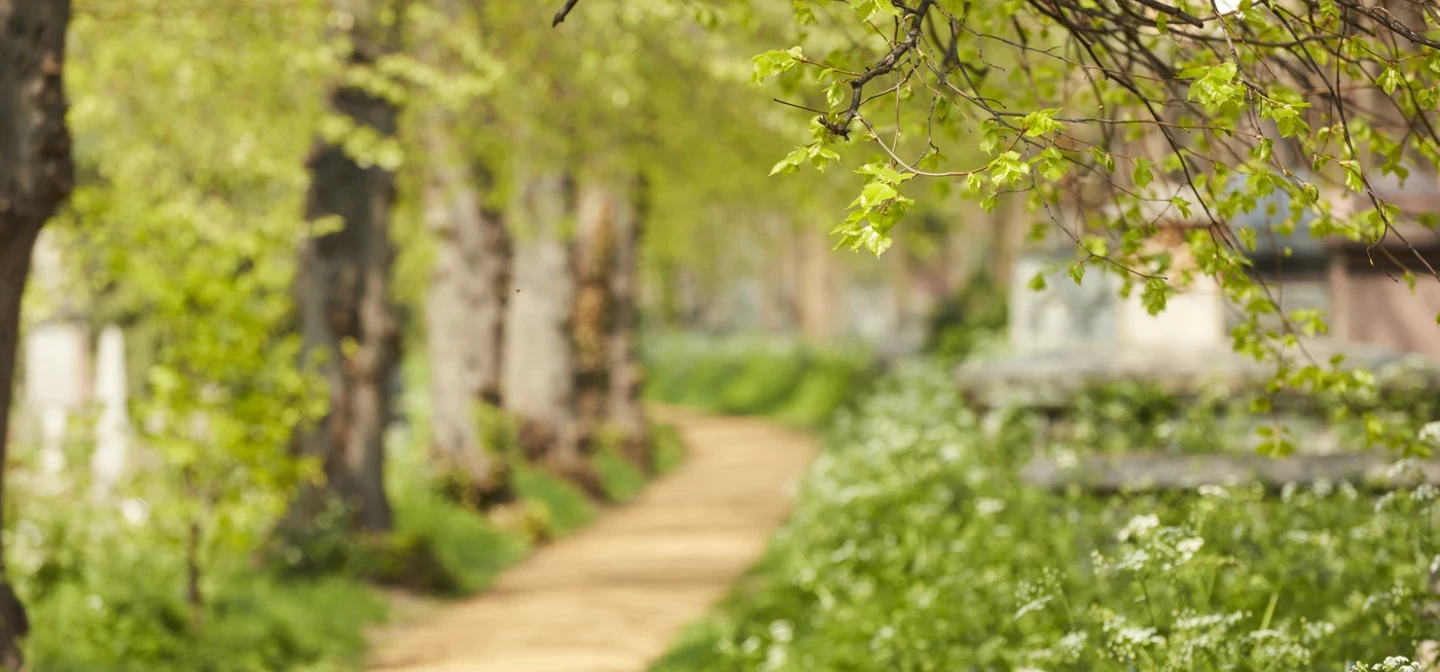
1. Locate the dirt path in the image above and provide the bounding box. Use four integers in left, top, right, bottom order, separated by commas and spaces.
367, 408, 815, 672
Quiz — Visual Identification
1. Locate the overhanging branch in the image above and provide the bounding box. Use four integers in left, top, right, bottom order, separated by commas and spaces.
552, 0, 581, 27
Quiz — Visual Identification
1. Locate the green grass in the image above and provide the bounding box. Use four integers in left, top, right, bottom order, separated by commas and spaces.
389, 485, 530, 594
643, 334, 874, 429
594, 449, 649, 503
651, 423, 687, 475
513, 464, 596, 535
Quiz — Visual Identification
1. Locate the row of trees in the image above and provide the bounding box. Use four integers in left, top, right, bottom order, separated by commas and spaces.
14, 0, 1439, 664
0, 0, 859, 665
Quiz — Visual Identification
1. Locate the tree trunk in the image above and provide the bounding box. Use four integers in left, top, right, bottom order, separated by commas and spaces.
0, 0, 74, 666
990, 195, 1023, 290
420, 93, 511, 506
757, 214, 794, 332
572, 182, 617, 452
606, 176, 650, 472
798, 226, 840, 342
503, 168, 603, 497
291, 0, 401, 533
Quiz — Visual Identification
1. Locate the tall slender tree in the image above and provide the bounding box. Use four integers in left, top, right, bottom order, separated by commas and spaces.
504, 161, 604, 497
418, 0, 512, 505
571, 181, 619, 452
604, 175, 651, 472
291, 0, 403, 533
0, 0, 73, 665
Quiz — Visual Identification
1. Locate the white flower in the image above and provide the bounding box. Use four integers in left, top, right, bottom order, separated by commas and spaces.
1055, 449, 1079, 470
1197, 485, 1230, 499
1413, 484, 1439, 503
1014, 595, 1053, 621
1116, 548, 1152, 572
1420, 421, 1440, 446
1057, 631, 1088, 653
1388, 458, 1420, 480
939, 443, 962, 462
1371, 655, 1421, 672
869, 625, 896, 651
1375, 491, 1397, 513
976, 498, 1006, 516
1176, 537, 1205, 560
120, 498, 151, 527
1113, 627, 1165, 647
769, 619, 794, 643
1117, 514, 1160, 542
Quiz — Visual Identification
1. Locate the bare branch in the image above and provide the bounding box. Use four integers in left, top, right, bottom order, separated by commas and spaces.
551, 0, 581, 28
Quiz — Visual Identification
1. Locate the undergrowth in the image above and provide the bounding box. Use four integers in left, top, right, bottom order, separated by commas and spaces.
12, 411, 682, 671
652, 364, 1439, 672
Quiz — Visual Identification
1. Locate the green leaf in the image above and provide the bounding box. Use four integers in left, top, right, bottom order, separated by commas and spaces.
1027, 271, 1047, 291
1132, 158, 1154, 189
858, 180, 900, 207
1252, 138, 1273, 163
979, 119, 1004, 156
769, 146, 808, 176
1021, 108, 1064, 137
1170, 196, 1192, 219
1092, 147, 1115, 173
1342, 161, 1364, 193
989, 151, 1030, 186
793, 0, 817, 25
751, 47, 802, 84
1378, 67, 1402, 96
1141, 277, 1170, 315
1036, 146, 1069, 181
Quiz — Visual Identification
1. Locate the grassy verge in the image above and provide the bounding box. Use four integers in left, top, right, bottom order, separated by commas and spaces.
13, 411, 685, 671
642, 334, 875, 429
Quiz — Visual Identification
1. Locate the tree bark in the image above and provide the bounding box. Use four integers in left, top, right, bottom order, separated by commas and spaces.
504, 167, 603, 497
291, 0, 401, 533
571, 176, 651, 472
798, 227, 837, 341
419, 36, 511, 506
572, 182, 617, 452
605, 176, 650, 472
757, 214, 795, 332
0, 0, 73, 666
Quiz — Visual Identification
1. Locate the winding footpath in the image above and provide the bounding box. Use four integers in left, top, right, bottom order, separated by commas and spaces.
367, 408, 815, 672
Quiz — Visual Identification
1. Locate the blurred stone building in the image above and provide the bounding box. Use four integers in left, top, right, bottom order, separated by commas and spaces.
1008, 177, 1440, 361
